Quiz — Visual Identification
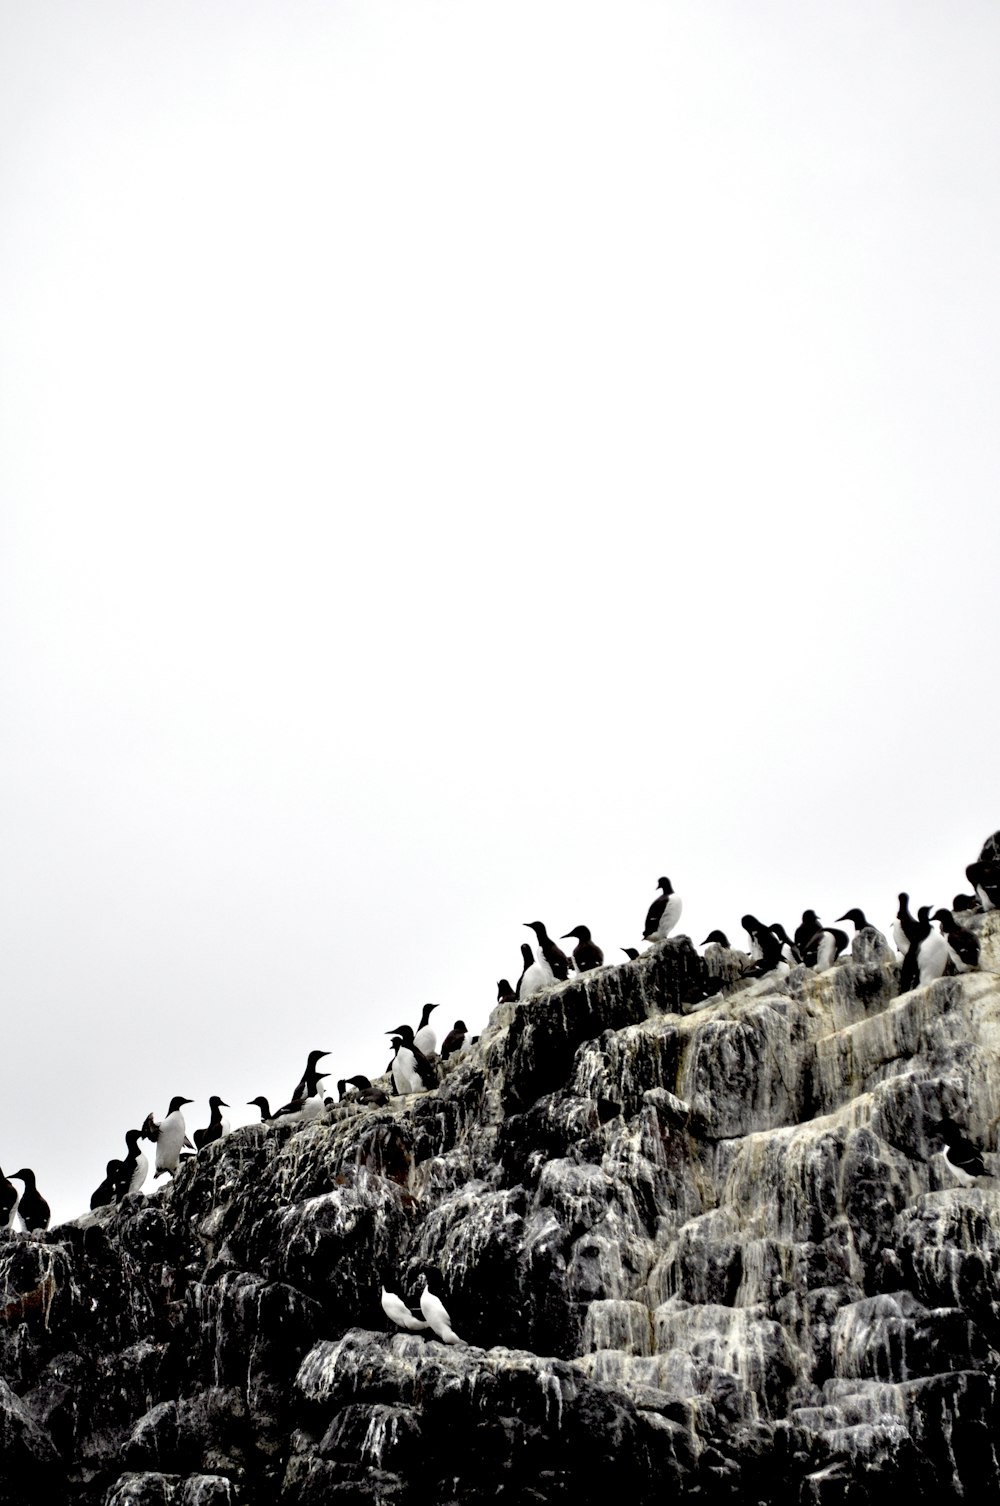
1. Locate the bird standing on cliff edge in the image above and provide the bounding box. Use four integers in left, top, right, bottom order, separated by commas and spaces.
419, 1277, 463, 1343
561, 925, 604, 972
643, 878, 682, 943
143, 1096, 194, 1179
10, 1168, 50, 1231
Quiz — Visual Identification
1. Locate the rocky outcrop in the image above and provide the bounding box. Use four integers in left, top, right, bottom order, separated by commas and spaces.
4, 910, 1000, 1503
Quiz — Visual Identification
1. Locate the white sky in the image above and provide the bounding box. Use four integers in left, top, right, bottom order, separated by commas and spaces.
2, 1, 999, 1225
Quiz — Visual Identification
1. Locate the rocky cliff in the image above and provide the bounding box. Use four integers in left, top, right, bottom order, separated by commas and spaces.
4, 912, 1000, 1505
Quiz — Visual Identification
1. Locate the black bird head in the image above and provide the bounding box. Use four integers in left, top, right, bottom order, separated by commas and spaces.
306, 1050, 330, 1066
656, 877, 673, 894
10, 1169, 33, 1185
451, 1020, 467, 1032
386, 1024, 415, 1042
247, 1096, 271, 1116
209, 1097, 229, 1110
701, 931, 730, 947
561, 926, 591, 942
621, 947, 640, 960
347, 1075, 374, 1089
524, 921, 548, 940
167, 1097, 193, 1114
836, 909, 867, 929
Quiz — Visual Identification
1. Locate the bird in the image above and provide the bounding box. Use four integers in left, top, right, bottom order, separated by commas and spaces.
952, 892, 981, 914
342, 1075, 390, 1107
836, 909, 892, 964
143, 1097, 194, 1179
794, 911, 822, 959
933, 908, 980, 972
440, 1021, 468, 1059
812, 927, 849, 970
932, 1119, 990, 1185
381, 1285, 430, 1333
413, 1003, 439, 1056
247, 1096, 277, 1124
643, 878, 682, 943
900, 907, 949, 991
967, 862, 1000, 911
516, 941, 554, 1001
10, 1169, 50, 1232
193, 1097, 231, 1151
523, 922, 569, 981
561, 926, 604, 972
289, 1050, 330, 1108
272, 1073, 330, 1124
385, 1024, 436, 1094
741, 916, 785, 977
893, 893, 920, 958
0, 1170, 17, 1231
768, 924, 800, 964
419, 1276, 463, 1343
620, 947, 641, 961
701, 931, 731, 951
122, 1130, 149, 1196
90, 1160, 126, 1211
496, 980, 517, 1004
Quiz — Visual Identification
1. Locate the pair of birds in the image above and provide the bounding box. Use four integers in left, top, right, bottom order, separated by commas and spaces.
735, 912, 851, 975
90, 1128, 150, 1209
380, 1277, 461, 1344
1, 1167, 50, 1233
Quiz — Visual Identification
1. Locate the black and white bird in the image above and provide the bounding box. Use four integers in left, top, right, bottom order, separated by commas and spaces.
413, 1004, 439, 1056
10, 1169, 50, 1232
516, 941, 554, 1000
419, 1276, 462, 1343
385, 1024, 436, 1094
794, 911, 822, 961
620, 947, 641, 962
0, 1169, 17, 1231
967, 862, 1000, 911
440, 1021, 468, 1059
289, 1050, 331, 1108
193, 1097, 231, 1151
91, 1160, 126, 1211
769, 924, 800, 964
643, 878, 682, 943
893, 893, 920, 958
561, 926, 604, 972
524, 922, 569, 981
741, 916, 785, 977
122, 1128, 149, 1195
899, 906, 949, 991
380, 1285, 430, 1333
932, 1120, 990, 1185
933, 908, 980, 972
143, 1097, 194, 1179
496, 980, 517, 1004
811, 927, 849, 970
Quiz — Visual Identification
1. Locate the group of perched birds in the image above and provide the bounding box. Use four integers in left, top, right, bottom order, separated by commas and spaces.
80, 1004, 473, 1212
5, 856, 998, 1239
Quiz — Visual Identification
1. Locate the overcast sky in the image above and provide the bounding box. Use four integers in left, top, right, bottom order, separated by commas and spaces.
2, 1, 999, 1225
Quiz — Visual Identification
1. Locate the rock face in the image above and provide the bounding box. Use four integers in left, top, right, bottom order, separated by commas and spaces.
4, 914, 1000, 1503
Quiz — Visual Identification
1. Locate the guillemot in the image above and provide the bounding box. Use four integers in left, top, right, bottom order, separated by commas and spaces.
524, 922, 569, 981
144, 1097, 194, 1179
413, 1003, 439, 1056
193, 1097, 231, 1150
10, 1169, 50, 1232
561, 925, 604, 972
643, 878, 682, 943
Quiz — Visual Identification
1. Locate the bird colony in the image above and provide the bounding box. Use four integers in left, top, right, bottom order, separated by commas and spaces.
2, 836, 1000, 1503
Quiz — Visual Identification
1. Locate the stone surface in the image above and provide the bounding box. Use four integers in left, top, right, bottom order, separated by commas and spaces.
3, 916, 1000, 1501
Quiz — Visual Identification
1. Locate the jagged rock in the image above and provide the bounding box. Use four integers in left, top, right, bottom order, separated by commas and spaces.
2, 906, 1000, 1501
